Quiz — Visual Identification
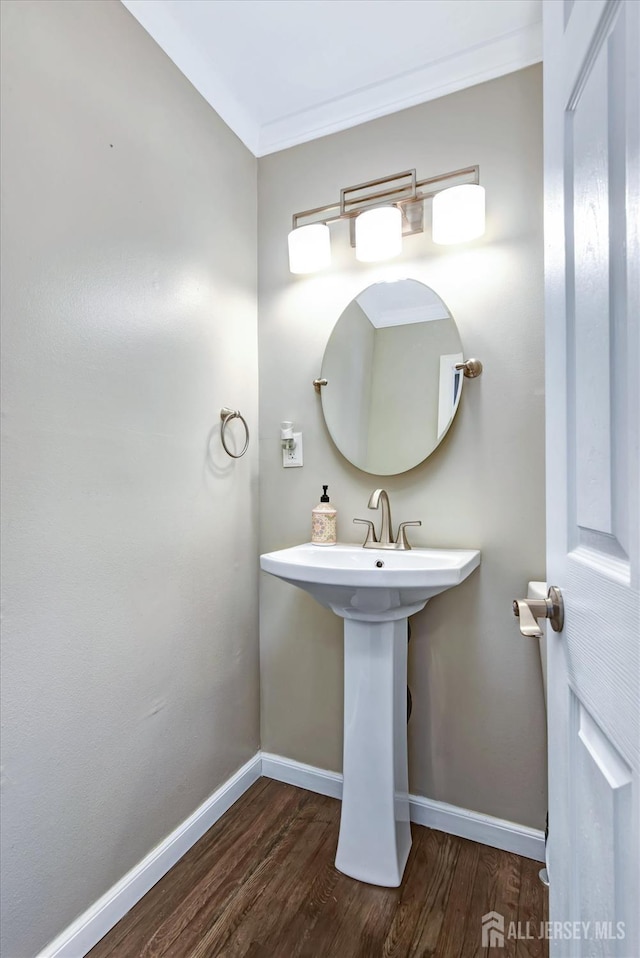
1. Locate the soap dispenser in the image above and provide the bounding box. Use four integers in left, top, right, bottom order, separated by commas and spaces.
311, 485, 337, 546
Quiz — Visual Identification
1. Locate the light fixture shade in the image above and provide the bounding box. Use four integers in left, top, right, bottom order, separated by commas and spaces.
355, 206, 402, 263
288, 223, 331, 274
432, 184, 485, 245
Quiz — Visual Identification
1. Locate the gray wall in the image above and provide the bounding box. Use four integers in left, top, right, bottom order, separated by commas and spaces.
258, 66, 547, 830
0, 2, 259, 955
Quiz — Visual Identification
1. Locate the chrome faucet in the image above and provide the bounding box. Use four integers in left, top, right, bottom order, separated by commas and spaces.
369, 488, 392, 545
353, 488, 422, 550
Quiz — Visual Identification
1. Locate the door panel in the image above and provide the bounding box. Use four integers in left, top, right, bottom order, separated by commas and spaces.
570, 4, 630, 558
572, 697, 633, 956
544, 0, 639, 954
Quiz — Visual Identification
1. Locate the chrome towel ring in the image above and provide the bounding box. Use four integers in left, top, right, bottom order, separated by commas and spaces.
220, 407, 250, 458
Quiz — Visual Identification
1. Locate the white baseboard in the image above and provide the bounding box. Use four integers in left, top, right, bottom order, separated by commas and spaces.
37, 754, 262, 958
38, 749, 544, 958
408, 793, 545, 862
261, 752, 545, 863
261, 752, 343, 800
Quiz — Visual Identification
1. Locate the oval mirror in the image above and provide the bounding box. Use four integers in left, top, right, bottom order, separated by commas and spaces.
320, 279, 464, 475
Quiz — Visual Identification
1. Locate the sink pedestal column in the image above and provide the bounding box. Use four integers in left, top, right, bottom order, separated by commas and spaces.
335, 614, 413, 887
261, 542, 481, 887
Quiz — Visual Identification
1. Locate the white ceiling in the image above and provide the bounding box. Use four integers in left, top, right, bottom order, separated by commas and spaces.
357, 281, 449, 328
122, 0, 542, 157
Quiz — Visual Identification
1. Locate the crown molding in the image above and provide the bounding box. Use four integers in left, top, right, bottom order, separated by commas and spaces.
257, 23, 542, 155
122, 2, 541, 159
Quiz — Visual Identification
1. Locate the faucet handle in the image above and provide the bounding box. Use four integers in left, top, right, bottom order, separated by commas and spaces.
353, 518, 378, 547
395, 521, 421, 550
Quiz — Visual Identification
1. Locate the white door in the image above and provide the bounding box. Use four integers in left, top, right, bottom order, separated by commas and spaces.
544, 0, 639, 954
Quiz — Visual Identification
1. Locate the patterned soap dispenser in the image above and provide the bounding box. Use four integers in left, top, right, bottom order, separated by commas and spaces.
311, 485, 337, 546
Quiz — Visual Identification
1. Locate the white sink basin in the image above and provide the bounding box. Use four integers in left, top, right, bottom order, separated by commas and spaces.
260, 542, 480, 619
260, 539, 481, 888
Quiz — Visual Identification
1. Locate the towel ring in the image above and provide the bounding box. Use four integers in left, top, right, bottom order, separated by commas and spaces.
220, 407, 250, 458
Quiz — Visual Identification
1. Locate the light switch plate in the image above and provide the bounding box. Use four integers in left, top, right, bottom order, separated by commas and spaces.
283, 433, 303, 467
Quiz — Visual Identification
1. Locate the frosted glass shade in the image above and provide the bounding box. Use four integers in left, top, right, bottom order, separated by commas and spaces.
288, 223, 331, 274
355, 206, 402, 262
432, 184, 485, 245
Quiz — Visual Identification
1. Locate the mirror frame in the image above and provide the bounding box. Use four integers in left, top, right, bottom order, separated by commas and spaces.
318, 279, 466, 476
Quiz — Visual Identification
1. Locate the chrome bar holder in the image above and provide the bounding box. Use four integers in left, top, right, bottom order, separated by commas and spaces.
455, 359, 483, 379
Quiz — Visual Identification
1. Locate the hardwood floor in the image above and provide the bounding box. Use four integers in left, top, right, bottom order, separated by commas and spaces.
88, 779, 548, 958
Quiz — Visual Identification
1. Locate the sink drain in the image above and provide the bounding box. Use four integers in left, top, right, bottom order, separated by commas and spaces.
375, 559, 384, 568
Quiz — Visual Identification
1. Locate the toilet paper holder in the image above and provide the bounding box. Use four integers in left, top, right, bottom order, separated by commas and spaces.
513, 586, 564, 637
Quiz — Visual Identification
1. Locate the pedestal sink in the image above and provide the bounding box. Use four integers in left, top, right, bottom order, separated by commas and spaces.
260, 542, 480, 887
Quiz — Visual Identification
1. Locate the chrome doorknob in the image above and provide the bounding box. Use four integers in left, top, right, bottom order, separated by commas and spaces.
513, 586, 564, 637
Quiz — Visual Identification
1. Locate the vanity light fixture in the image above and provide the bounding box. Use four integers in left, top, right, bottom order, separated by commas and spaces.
355, 206, 402, 262
288, 165, 484, 274
432, 184, 486, 245
287, 222, 331, 274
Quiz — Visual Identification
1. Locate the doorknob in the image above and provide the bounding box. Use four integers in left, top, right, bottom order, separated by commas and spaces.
513, 586, 564, 637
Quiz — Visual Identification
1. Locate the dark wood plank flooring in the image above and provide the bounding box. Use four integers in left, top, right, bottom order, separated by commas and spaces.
88, 779, 548, 958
